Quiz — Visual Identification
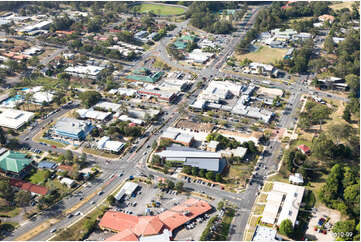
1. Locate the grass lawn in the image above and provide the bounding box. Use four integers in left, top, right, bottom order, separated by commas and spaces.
263, 182, 273, 192
29, 169, 50, 184
135, 3, 185, 16
0, 207, 21, 218
330, 1, 356, 11
258, 193, 268, 203
253, 205, 265, 215
235, 45, 288, 64
82, 148, 120, 159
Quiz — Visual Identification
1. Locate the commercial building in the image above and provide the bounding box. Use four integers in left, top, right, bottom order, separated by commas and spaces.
54, 117, 93, 140
258, 87, 284, 98
160, 127, 194, 147
97, 136, 124, 153
261, 182, 305, 227
17, 20, 52, 34
65, 65, 105, 80
114, 181, 139, 201
93, 101, 122, 112
77, 108, 111, 121
0, 108, 34, 129
0, 150, 32, 178
187, 49, 214, 63
155, 146, 226, 173
138, 89, 177, 103
100, 198, 211, 240
125, 68, 163, 83
220, 146, 248, 159
317, 76, 348, 90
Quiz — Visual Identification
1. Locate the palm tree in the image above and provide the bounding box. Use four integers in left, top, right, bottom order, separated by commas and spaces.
24, 92, 33, 111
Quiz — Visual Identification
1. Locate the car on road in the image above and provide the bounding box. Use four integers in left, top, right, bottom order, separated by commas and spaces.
90, 201, 96, 205
24, 137, 29, 141
50, 228, 57, 233
118, 172, 123, 177
74, 211, 82, 216
67, 214, 73, 219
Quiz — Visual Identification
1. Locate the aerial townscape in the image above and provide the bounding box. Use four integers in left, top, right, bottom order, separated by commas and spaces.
0, 1, 358, 242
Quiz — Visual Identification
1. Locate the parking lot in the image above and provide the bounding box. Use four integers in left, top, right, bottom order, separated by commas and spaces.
88, 181, 220, 240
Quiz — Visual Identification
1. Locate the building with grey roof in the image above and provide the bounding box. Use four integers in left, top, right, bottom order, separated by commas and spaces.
155, 146, 226, 173
54, 117, 93, 140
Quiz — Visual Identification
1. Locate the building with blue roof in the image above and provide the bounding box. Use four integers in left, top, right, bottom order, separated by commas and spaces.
54, 117, 93, 140
38, 161, 58, 170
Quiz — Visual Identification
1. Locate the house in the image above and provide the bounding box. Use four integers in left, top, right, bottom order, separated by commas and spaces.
58, 165, 73, 172
100, 198, 211, 240
297, 144, 311, 155
97, 136, 124, 153
60, 177, 76, 188
65, 65, 105, 80
155, 146, 226, 173
0, 150, 32, 178
261, 182, 305, 227
293, 32, 312, 41
0, 108, 34, 130
289, 173, 304, 185
318, 14, 335, 23
54, 117, 93, 140
10, 179, 48, 196
332, 37, 345, 44
22, 46, 43, 56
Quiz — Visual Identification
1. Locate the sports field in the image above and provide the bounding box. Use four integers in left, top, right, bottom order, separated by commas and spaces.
135, 3, 186, 16
235, 45, 288, 64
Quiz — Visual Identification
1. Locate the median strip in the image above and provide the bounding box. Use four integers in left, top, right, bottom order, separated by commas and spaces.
14, 218, 59, 241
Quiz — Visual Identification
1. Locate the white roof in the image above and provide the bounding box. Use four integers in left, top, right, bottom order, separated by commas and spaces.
139, 229, 171, 241
156, 149, 222, 159
261, 191, 284, 225
258, 87, 284, 97
208, 140, 219, 149
60, 177, 75, 186
249, 62, 274, 72
77, 108, 111, 121
65, 65, 104, 77
97, 136, 124, 152
94, 101, 121, 112
261, 182, 305, 227
122, 182, 138, 196
117, 88, 137, 96
32, 92, 54, 104
118, 115, 143, 125
289, 173, 304, 184
252, 226, 277, 241
0, 108, 34, 129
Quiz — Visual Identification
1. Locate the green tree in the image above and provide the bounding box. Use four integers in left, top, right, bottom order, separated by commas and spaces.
64, 150, 73, 161
107, 195, 115, 205
312, 133, 336, 160
79, 91, 102, 108
279, 219, 293, 237
199, 169, 206, 178
327, 124, 353, 145
182, 166, 192, 175
0, 127, 7, 145
345, 74, 360, 98
191, 167, 199, 176
324, 35, 335, 53
14, 190, 32, 207
80, 153, 87, 164
0, 179, 13, 201
217, 201, 224, 210
332, 220, 356, 241
206, 171, 215, 181
175, 182, 184, 192
166, 179, 175, 190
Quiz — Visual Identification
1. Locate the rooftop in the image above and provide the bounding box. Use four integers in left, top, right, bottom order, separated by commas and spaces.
0, 150, 32, 174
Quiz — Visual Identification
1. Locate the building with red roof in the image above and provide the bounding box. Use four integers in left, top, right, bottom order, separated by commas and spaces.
57, 165, 73, 172
10, 179, 48, 196
100, 198, 212, 241
297, 144, 311, 155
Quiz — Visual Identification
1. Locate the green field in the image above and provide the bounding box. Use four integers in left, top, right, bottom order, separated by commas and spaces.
135, 3, 185, 16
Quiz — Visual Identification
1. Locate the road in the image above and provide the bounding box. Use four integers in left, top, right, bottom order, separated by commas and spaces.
4, 5, 351, 242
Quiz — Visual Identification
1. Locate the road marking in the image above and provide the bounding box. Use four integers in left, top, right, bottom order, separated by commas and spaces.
14, 218, 59, 241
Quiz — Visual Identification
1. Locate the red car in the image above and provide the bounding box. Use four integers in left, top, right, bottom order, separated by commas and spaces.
51, 145, 57, 148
